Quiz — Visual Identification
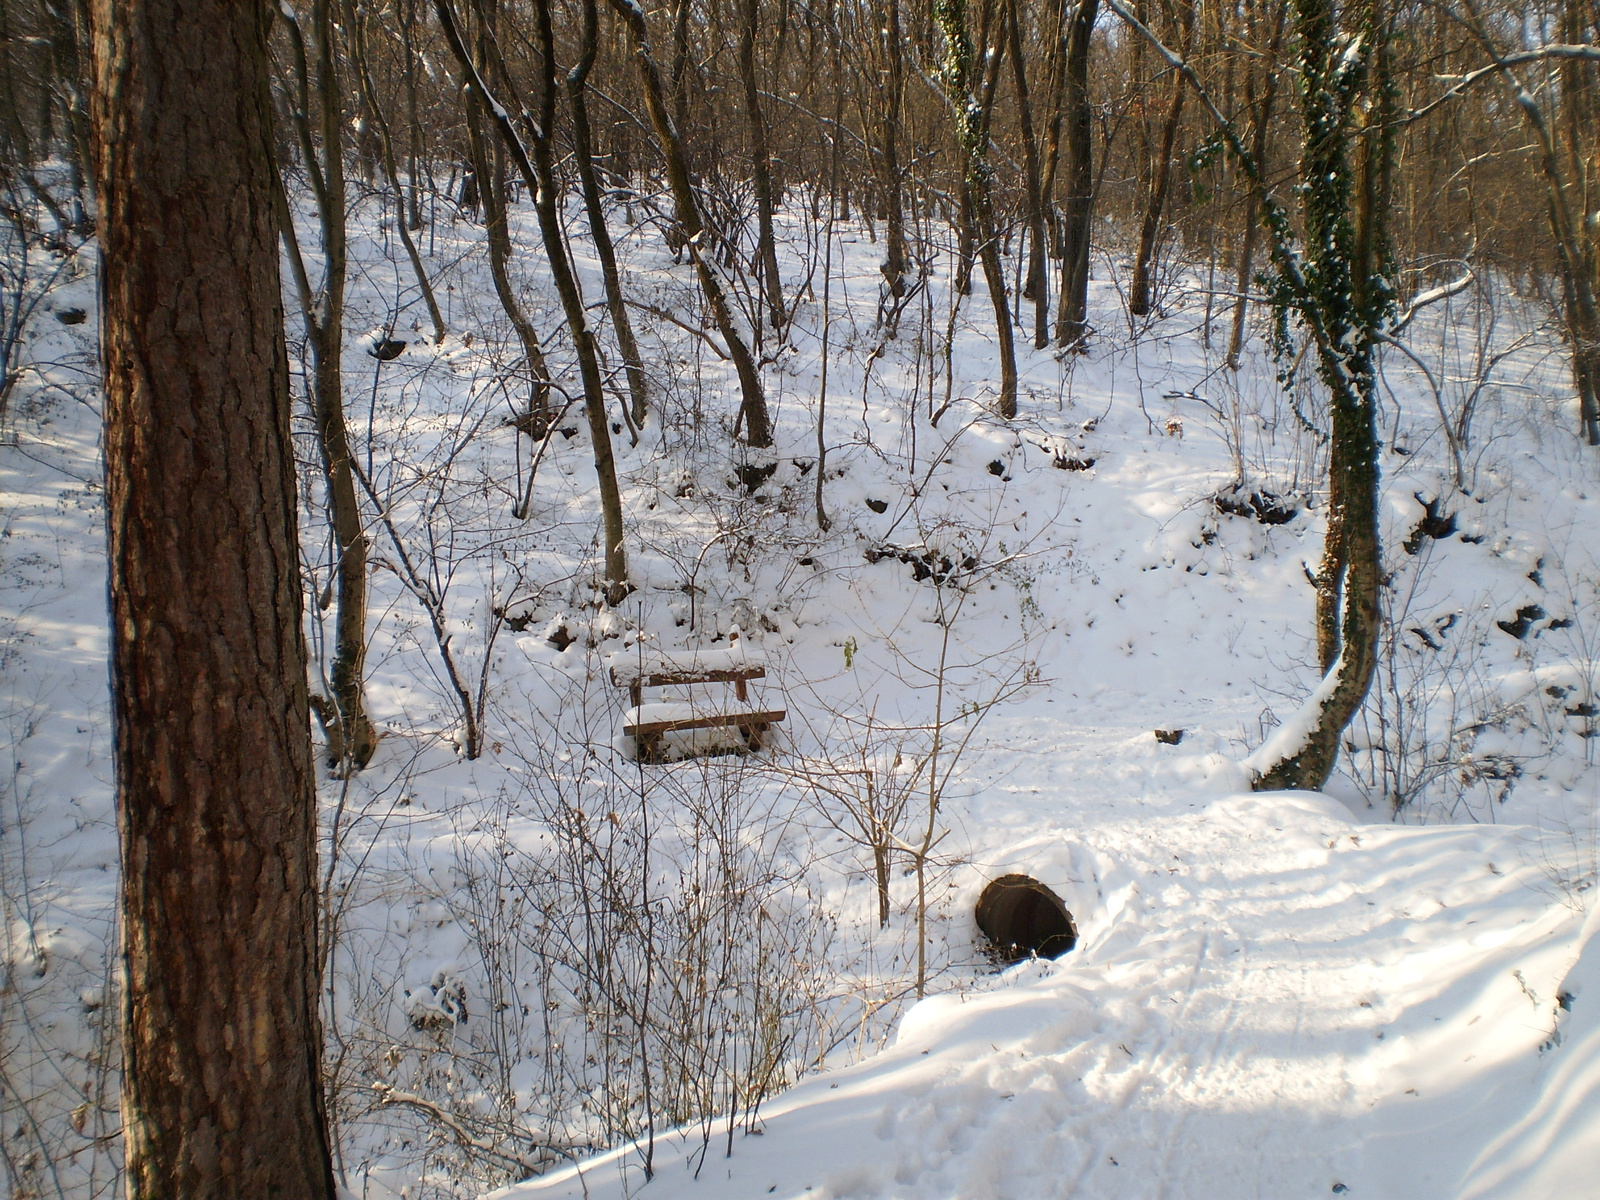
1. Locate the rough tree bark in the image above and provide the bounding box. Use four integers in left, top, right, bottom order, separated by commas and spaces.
90, 0, 338, 1193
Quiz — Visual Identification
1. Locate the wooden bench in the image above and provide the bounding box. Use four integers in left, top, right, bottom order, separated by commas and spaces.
609, 642, 785, 762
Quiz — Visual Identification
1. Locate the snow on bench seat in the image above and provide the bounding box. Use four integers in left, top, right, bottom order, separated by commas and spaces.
609, 645, 766, 693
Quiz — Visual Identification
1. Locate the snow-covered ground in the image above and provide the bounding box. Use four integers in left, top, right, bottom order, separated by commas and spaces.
5, 188, 1600, 1198
512, 794, 1599, 1200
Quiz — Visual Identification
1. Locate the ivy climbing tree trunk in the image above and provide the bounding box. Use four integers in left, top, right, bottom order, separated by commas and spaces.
91, 0, 339, 1192
1108, 0, 1393, 791
1250, 0, 1393, 790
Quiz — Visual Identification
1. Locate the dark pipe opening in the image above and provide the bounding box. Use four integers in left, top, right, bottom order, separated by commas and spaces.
975, 874, 1078, 962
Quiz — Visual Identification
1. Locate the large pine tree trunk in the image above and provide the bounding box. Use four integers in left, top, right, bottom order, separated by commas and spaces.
90, 0, 338, 1193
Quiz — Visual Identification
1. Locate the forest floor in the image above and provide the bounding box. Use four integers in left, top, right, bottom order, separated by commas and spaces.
5, 191, 1600, 1199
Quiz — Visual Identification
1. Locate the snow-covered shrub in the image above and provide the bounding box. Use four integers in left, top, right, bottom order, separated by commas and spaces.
319, 696, 838, 1193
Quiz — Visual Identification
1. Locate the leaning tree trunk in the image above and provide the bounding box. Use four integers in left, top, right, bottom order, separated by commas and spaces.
607, 0, 774, 447
437, 0, 631, 603
568, 0, 650, 428
91, 0, 338, 1193
464, 93, 553, 432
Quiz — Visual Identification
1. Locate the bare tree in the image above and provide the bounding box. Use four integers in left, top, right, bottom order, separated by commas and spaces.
935, 0, 1019, 418
1127, 0, 1194, 319
350, 3, 447, 344
1458, 0, 1600, 443
436, 0, 631, 603
463, 89, 555, 432
1226, 0, 1286, 370
275, 0, 378, 769
1005, 0, 1051, 347
865, 0, 912, 307
567, 0, 651, 429
740, 0, 787, 331
1052, 0, 1099, 348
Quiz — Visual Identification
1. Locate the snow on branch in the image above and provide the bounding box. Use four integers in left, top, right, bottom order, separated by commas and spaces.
1391, 269, 1475, 336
